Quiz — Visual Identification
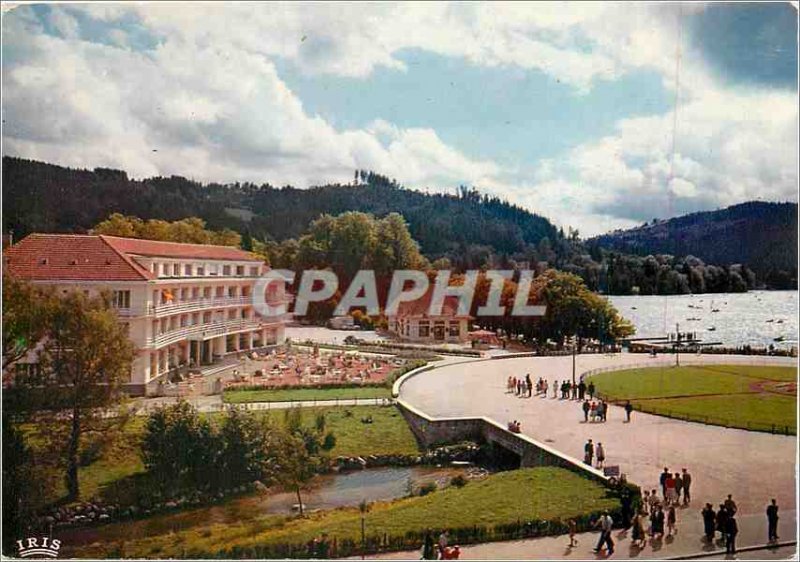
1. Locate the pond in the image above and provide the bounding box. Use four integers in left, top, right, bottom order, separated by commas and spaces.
57, 466, 465, 550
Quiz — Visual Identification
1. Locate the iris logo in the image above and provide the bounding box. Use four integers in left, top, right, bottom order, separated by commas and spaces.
15, 537, 61, 558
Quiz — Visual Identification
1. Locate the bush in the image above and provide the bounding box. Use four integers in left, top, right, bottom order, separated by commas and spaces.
450, 475, 468, 488
419, 482, 437, 496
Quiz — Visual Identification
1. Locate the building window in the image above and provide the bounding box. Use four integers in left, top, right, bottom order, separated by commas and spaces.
173, 264, 180, 276
203, 287, 212, 298
197, 265, 205, 276
250, 266, 260, 276
223, 265, 231, 276
418, 320, 430, 338
184, 264, 193, 276
112, 290, 131, 309
236, 265, 245, 276
449, 322, 460, 337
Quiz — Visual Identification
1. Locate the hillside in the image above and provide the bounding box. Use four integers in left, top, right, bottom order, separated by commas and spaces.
590, 202, 798, 288
1, 157, 563, 269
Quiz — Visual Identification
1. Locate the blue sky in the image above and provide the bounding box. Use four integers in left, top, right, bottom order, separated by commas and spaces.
2, 3, 797, 235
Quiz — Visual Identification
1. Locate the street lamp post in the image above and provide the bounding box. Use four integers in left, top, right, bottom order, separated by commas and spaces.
572, 338, 577, 385
675, 323, 680, 367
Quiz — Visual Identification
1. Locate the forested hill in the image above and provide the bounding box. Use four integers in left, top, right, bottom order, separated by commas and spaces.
2, 157, 563, 268
589, 202, 798, 282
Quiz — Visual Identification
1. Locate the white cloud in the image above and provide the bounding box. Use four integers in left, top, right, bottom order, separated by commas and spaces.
1, 3, 797, 239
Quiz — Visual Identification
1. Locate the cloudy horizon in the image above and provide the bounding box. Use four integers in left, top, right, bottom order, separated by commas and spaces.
2, 2, 797, 236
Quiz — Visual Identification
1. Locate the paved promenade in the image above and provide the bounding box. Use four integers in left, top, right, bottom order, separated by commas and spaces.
390, 352, 796, 559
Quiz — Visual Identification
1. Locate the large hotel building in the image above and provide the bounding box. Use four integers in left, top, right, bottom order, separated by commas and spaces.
4, 234, 290, 395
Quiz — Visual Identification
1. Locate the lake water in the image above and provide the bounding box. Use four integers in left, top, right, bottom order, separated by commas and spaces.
609, 290, 798, 349
59, 466, 462, 552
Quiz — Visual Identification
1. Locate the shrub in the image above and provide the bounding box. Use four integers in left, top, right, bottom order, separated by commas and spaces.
450, 475, 468, 488
419, 482, 437, 496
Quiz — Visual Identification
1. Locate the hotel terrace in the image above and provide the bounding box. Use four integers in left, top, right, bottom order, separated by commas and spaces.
4, 234, 290, 395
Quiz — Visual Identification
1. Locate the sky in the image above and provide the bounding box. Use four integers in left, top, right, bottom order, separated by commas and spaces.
2, 2, 797, 236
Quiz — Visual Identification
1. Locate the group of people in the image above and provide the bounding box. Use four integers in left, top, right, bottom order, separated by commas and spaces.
658, 467, 692, 506
421, 529, 460, 560
580, 399, 610, 422
582, 439, 607, 468
505, 375, 600, 403
507, 420, 522, 433
701, 495, 742, 553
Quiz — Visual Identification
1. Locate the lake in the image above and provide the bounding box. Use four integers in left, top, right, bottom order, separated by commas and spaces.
609, 290, 798, 349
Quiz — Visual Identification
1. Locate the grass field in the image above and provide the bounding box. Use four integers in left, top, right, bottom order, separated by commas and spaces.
223, 386, 392, 403
588, 364, 797, 433
43, 405, 420, 506
63, 467, 619, 558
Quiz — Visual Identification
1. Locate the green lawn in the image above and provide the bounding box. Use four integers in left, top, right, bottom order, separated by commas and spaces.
63, 467, 619, 559
50, 405, 420, 506
223, 386, 392, 403
589, 364, 797, 433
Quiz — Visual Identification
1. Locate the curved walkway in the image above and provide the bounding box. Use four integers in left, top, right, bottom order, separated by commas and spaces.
393, 353, 796, 558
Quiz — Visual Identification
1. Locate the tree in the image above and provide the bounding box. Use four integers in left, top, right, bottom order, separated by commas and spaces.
40, 291, 135, 500
219, 407, 282, 489
141, 401, 222, 492
2, 275, 54, 370
277, 408, 336, 517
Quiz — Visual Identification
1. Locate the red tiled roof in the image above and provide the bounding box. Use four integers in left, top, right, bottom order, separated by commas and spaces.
394, 287, 469, 318
4, 234, 153, 281
101, 235, 261, 262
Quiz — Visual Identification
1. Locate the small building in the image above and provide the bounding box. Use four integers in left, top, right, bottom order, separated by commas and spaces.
387, 289, 470, 343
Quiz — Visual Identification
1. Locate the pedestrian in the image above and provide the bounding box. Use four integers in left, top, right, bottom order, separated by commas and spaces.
648, 489, 659, 514
725, 513, 738, 554
588, 381, 596, 399
701, 503, 716, 541
631, 512, 645, 547
660, 467, 670, 499
596, 401, 605, 423
525, 374, 532, 397
593, 511, 614, 555
681, 468, 691, 505
724, 494, 737, 516
601, 400, 608, 421
578, 380, 586, 400
553, 380, 558, 398
589, 401, 597, 422
582, 400, 590, 422
438, 529, 449, 560
651, 505, 665, 539
595, 442, 605, 469
766, 499, 779, 542
620, 487, 633, 529
664, 472, 676, 506
667, 505, 677, 536
716, 505, 728, 541
568, 518, 577, 547
624, 400, 633, 422
674, 472, 683, 503
542, 379, 548, 397
642, 490, 651, 515
571, 382, 578, 400
422, 530, 436, 560
584, 439, 594, 465
507, 376, 513, 393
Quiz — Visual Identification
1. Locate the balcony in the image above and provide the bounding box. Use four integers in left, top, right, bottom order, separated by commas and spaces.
149, 295, 252, 317
147, 318, 265, 348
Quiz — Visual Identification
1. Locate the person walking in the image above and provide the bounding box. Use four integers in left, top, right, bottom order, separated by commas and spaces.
667, 505, 677, 536
584, 439, 594, 466
438, 529, 449, 560
648, 489, 659, 515
595, 442, 606, 469
681, 468, 692, 505
542, 379, 548, 397
553, 380, 558, 399
589, 401, 597, 422
568, 518, 577, 547
624, 400, 633, 422
664, 473, 676, 506
582, 400, 590, 422
601, 400, 608, 421
578, 380, 586, 400
660, 467, 670, 499
422, 530, 436, 560
642, 490, 651, 515
588, 381, 596, 399
716, 505, 729, 542
631, 512, 645, 547
701, 503, 716, 542
725, 513, 738, 554
724, 494, 738, 516
674, 472, 683, 504
766, 499, 779, 542
651, 505, 665, 539
525, 374, 532, 398
571, 382, 578, 400
593, 512, 614, 555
